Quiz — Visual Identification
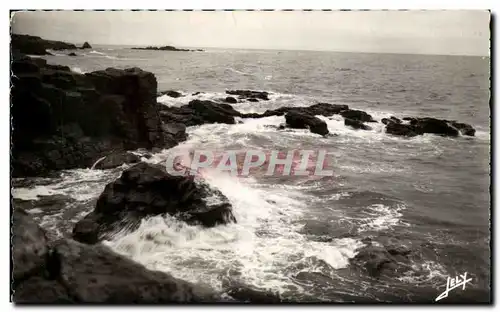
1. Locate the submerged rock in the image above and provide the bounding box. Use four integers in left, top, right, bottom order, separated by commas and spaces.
73, 162, 236, 244
285, 111, 329, 136
350, 244, 412, 278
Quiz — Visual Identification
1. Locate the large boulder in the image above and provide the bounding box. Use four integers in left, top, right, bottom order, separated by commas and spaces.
73, 162, 236, 244
285, 111, 329, 136
385, 116, 472, 138
385, 122, 420, 137
450, 121, 476, 136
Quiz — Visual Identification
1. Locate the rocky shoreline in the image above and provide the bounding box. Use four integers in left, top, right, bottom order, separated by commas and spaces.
11, 35, 479, 303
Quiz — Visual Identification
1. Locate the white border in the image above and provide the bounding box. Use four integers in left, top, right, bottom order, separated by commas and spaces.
2, 1, 496, 311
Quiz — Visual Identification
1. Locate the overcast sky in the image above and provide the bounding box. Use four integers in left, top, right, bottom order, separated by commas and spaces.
11, 10, 490, 56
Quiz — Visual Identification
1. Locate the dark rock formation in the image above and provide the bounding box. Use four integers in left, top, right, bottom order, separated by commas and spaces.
11, 34, 78, 55
285, 111, 329, 136
68, 52, 77, 57
12, 208, 218, 303
73, 162, 236, 244
224, 96, 238, 104
412, 117, 459, 137
247, 98, 259, 102
158, 90, 183, 98
350, 244, 412, 278
11, 53, 180, 177
162, 122, 188, 142
158, 99, 240, 127
226, 90, 270, 101
131, 46, 201, 52
240, 103, 349, 119
92, 152, 142, 170
344, 118, 372, 130
80, 42, 92, 49
340, 109, 375, 122
389, 116, 402, 124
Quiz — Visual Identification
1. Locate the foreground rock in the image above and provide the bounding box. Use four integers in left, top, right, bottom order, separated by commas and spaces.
11, 53, 180, 177
285, 111, 329, 136
131, 45, 202, 52
11, 34, 77, 55
12, 209, 218, 303
73, 162, 236, 244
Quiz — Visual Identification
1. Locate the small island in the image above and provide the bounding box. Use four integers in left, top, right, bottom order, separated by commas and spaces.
131, 45, 203, 52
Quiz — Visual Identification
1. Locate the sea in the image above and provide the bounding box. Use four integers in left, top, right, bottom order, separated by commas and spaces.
11, 46, 491, 303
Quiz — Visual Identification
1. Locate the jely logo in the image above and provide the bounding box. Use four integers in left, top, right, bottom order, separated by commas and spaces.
435, 272, 473, 302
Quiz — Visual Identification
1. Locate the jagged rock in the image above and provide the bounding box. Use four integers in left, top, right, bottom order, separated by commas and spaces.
68, 52, 77, 56
344, 118, 372, 130
285, 111, 329, 136
73, 162, 236, 244
162, 122, 188, 142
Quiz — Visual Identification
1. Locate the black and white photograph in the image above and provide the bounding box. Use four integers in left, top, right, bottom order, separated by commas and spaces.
9, 8, 492, 304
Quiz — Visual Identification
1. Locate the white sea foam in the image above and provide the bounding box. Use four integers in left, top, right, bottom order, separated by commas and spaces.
104, 170, 364, 292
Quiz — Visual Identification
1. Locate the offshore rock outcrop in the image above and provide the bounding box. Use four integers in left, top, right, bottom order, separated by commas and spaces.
131, 45, 202, 52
